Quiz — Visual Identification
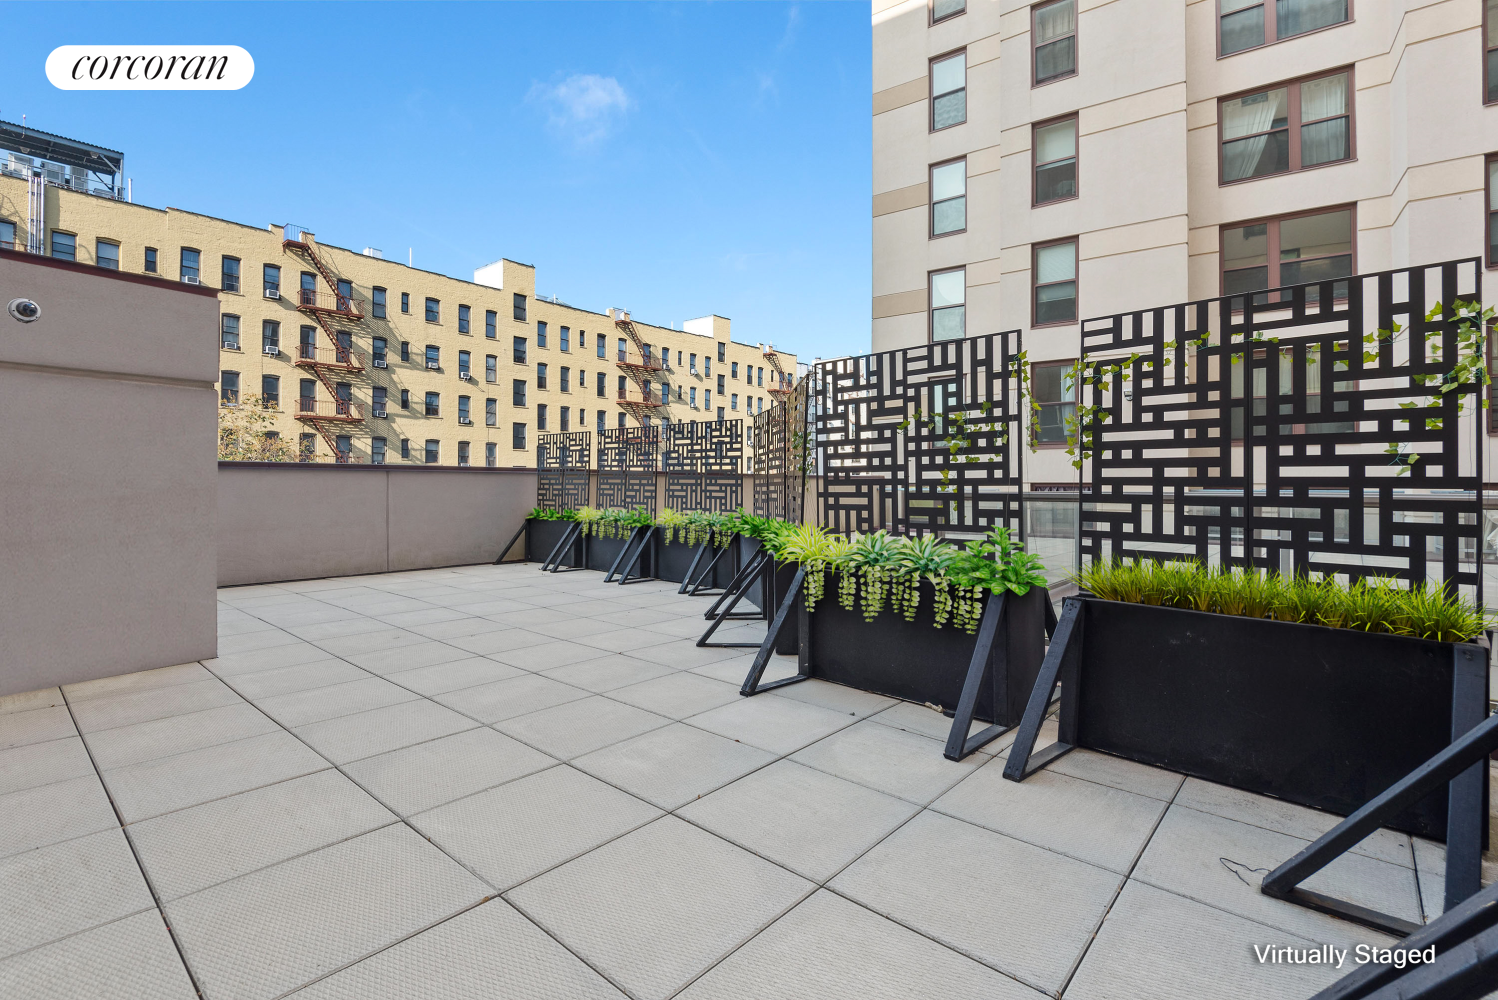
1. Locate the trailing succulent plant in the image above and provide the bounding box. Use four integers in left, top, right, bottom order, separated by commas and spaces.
526, 507, 577, 521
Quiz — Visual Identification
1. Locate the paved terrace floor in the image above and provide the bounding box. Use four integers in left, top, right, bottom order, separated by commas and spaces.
2, 562, 1495, 1000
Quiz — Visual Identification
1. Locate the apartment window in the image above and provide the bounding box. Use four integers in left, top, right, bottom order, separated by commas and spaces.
458, 442, 470, 467
221, 256, 240, 292
144, 247, 158, 273
1034, 240, 1078, 325
261, 375, 280, 407
1488, 1, 1498, 103
715, 343, 725, 364
932, 0, 965, 23
459, 395, 472, 425
96, 240, 119, 270
400, 388, 410, 409
372, 386, 387, 416
731, 393, 739, 410
300, 378, 317, 409
220, 371, 240, 405
1220, 71, 1351, 184
300, 273, 316, 306
425, 440, 439, 464
560, 326, 571, 352
561, 406, 571, 431
372, 287, 386, 319
485, 397, 497, 426
596, 372, 606, 397
597, 411, 607, 432
401, 292, 410, 313
50, 232, 76, 261
263, 264, 280, 295
181, 248, 200, 282
528, 362, 543, 391
221, 315, 241, 351
1032, 362, 1076, 444
400, 340, 411, 362
931, 51, 966, 130
537, 403, 547, 430
300, 434, 318, 461
1220, 0, 1348, 55
560, 367, 572, 393
372, 438, 386, 465
1221, 207, 1354, 299
731, 362, 739, 379
704, 356, 711, 377
929, 268, 966, 342
263, 321, 280, 353
513, 293, 527, 321
426, 344, 440, 369
705, 389, 712, 410
1034, 117, 1078, 204
1488, 157, 1498, 265
513, 380, 527, 406
717, 374, 726, 394
458, 350, 471, 378
458, 304, 471, 334
400, 439, 410, 459
486, 310, 497, 339
425, 297, 440, 322
619, 413, 628, 429
512, 423, 527, 449
757, 367, 764, 386
486, 442, 496, 467
369, 336, 386, 365
512, 336, 528, 365
597, 336, 607, 360
425, 391, 440, 416
537, 321, 548, 347
691, 386, 698, 408
1033, 0, 1077, 84
930, 158, 967, 236
618, 374, 628, 399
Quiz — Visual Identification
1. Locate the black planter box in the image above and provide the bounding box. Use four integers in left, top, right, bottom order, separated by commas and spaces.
584, 531, 630, 573
806, 576, 1047, 724
1065, 598, 1490, 840
654, 529, 738, 588
526, 519, 580, 566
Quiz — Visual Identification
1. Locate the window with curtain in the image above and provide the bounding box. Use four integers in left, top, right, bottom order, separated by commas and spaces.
1220, 207, 1353, 301
1034, 241, 1077, 325
221, 315, 240, 350
931, 52, 966, 130
1220, 71, 1349, 183
1032, 363, 1076, 444
932, 0, 965, 22
930, 268, 965, 342
1033, 0, 1076, 84
1220, 0, 1347, 55
931, 159, 966, 236
1034, 117, 1077, 204
486, 442, 496, 466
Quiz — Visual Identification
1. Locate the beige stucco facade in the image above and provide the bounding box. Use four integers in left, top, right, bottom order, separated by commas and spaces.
0, 174, 797, 467
873, 0, 1498, 484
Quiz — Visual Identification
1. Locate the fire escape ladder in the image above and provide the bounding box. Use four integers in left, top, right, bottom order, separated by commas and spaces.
613, 314, 665, 416
284, 235, 367, 455
764, 344, 791, 397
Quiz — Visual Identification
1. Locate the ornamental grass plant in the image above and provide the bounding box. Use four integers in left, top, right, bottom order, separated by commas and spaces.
1073, 559, 1489, 643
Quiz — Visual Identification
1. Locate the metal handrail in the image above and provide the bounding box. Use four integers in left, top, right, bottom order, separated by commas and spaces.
296, 289, 365, 317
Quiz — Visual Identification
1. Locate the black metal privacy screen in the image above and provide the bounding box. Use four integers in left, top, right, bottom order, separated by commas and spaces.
753, 378, 811, 522
1077, 259, 1483, 598
536, 419, 745, 514
536, 431, 591, 511
815, 330, 1025, 537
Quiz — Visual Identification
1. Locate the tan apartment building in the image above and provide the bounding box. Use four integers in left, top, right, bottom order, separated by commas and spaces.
873, 0, 1498, 485
0, 124, 797, 467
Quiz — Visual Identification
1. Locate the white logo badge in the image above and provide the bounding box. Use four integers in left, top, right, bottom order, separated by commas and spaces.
46, 46, 254, 90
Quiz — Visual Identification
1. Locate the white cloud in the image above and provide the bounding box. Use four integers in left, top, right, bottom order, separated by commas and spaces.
528, 73, 632, 145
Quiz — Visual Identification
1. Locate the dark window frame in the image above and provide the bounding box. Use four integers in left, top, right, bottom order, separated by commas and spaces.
1216, 0, 1352, 58
1218, 203, 1357, 298
1032, 237, 1080, 328
486, 310, 497, 339
1032, 0, 1078, 87
930, 0, 965, 25
372, 286, 386, 319
930, 156, 968, 238
95, 239, 120, 270
1217, 68, 1355, 187
400, 292, 410, 314
929, 48, 968, 133
458, 304, 470, 334
1033, 114, 1079, 206
1487, 0, 1498, 105
513, 293, 527, 321
1487, 154, 1498, 268
221, 255, 241, 293
425, 297, 440, 323
1031, 360, 1077, 448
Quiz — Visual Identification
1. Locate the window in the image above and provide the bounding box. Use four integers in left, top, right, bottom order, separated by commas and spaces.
704, 356, 711, 377
758, 367, 764, 386
731, 362, 739, 379
1034, 240, 1078, 325
717, 407, 725, 421
689, 353, 698, 373
1488, 0, 1498, 103
425, 391, 440, 416
618, 374, 628, 399
486, 442, 497, 467
513, 293, 527, 321
592, 410, 602, 432
220, 371, 240, 405
596, 372, 606, 397
1033, 0, 1076, 84
619, 413, 628, 429
705, 389, 712, 409
301, 434, 319, 461
400, 388, 410, 409
718, 343, 727, 363
401, 438, 411, 460
263, 321, 280, 353
458, 304, 470, 333
731, 393, 739, 410
144, 247, 158, 273
1220, 71, 1351, 184
300, 272, 316, 305
1488, 157, 1498, 266
300, 379, 317, 411
597, 335, 607, 360
369, 336, 386, 365
221, 315, 241, 350
1034, 117, 1078, 204
932, 0, 965, 22
931, 51, 966, 130
534, 362, 547, 389
486, 397, 497, 426
537, 321, 548, 347
512, 424, 527, 450
717, 374, 726, 394
372, 386, 387, 416
1220, 207, 1354, 300
261, 375, 280, 407
263, 265, 280, 296
930, 268, 966, 341
96, 240, 119, 270
513, 380, 527, 406
1220, 0, 1347, 55
561, 367, 571, 393
50, 232, 75, 261
561, 407, 571, 431
372, 287, 386, 319
459, 395, 472, 425
372, 438, 386, 465
560, 326, 571, 352
537, 403, 547, 429
513, 336, 528, 365
401, 292, 410, 313
458, 442, 470, 467
425, 297, 440, 322
221, 256, 240, 292
486, 310, 497, 339
691, 387, 698, 408
425, 440, 439, 464
426, 344, 440, 369
335, 435, 352, 462
1032, 362, 1076, 444
930, 159, 967, 236
400, 340, 411, 362
181, 248, 200, 282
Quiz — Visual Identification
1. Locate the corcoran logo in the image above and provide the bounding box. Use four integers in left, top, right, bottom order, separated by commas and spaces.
46, 45, 254, 90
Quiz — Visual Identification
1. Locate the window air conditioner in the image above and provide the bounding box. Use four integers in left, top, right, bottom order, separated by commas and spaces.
264, 288, 281, 300
426, 361, 440, 370
373, 408, 387, 418
183, 275, 200, 285
459, 372, 472, 381
373, 359, 387, 368
263, 346, 280, 356
222, 341, 238, 350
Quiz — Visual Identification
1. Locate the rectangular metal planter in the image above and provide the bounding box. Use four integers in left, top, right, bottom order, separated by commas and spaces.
806, 575, 1047, 724
525, 518, 579, 565
584, 532, 630, 573
654, 529, 738, 588
1068, 598, 1489, 840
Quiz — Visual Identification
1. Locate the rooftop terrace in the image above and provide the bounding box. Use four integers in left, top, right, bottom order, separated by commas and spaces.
2, 561, 1493, 1000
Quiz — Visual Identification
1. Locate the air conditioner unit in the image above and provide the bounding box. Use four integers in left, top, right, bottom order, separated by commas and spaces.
373, 408, 387, 418
373, 359, 388, 368
458, 372, 472, 381
263, 346, 280, 356
222, 341, 239, 350
183, 275, 200, 285
459, 418, 473, 425
426, 361, 440, 370
264, 288, 281, 300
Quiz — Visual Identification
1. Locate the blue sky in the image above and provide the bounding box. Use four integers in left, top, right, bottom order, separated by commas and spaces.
6, 1, 872, 361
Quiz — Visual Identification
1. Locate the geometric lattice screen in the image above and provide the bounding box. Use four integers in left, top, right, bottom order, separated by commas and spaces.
663, 419, 744, 513
536, 431, 591, 511
537, 420, 744, 514
1079, 259, 1483, 599
597, 427, 660, 515
752, 377, 811, 522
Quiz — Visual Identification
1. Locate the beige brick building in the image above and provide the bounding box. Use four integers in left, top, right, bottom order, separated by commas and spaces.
0, 135, 796, 467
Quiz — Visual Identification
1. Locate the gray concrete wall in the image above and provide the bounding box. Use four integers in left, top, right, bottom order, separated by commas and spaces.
218, 464, 537, 586
0, 251, 221, 697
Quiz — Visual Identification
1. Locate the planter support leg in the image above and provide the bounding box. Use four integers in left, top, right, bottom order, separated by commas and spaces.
603, 527, 645, 582
1443, 643, 1489, 910
1002, 596, 1083, 782
688, 537, 737, 596
702, 550, 769, 621
497, 521, 528, 565
698, 554, 773, 648
740, 566, 810, 695
612, 527, 655, 585
678, 543, 709, 594
541, 522, 582, 573
1043, 596, 1059, 640
1260, 710, 1498, 940
943, 593, 1010, 762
